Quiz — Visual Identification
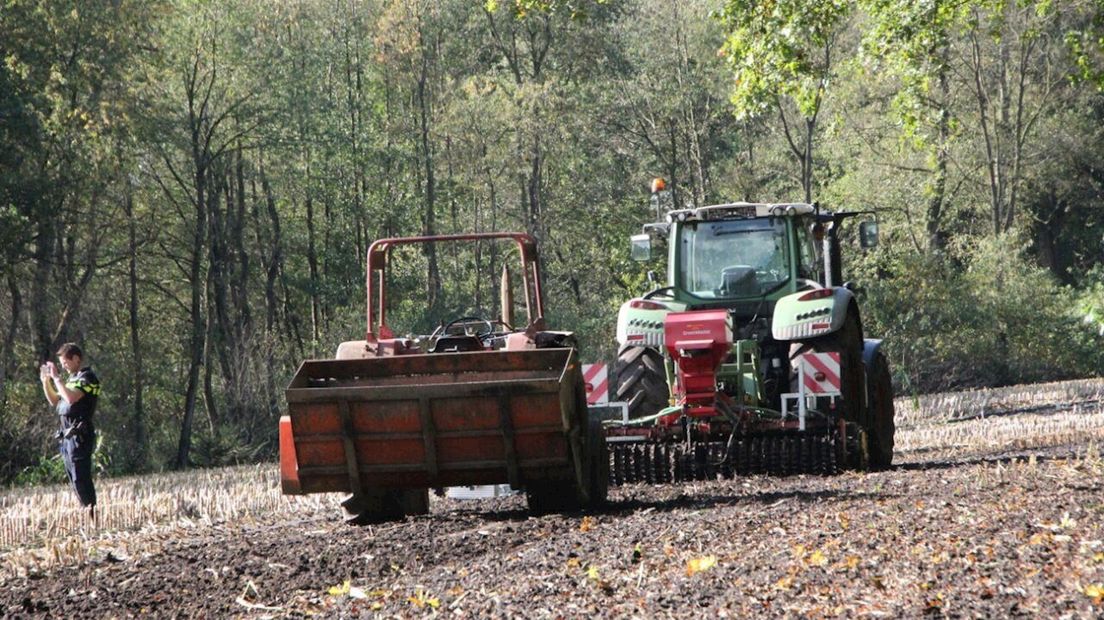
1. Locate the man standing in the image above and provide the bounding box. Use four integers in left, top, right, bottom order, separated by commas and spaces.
40, 343, 100, 524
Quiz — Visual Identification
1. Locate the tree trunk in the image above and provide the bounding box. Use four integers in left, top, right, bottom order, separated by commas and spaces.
803, 117, 815, 203
417, 49, 441, 309
305, 193, 321, 343
527, 133, 543, 240
233, 147, 250, 339
259, 161, 281, 334
125, 180, 147, 470
30, 218, 56, 359
256, 159, 282, 420
203, 304, 219, 432
176, 81, 210, 468
176, 170, 207, 469
208, 170, 233, 381
926, 54, 950, 253
0, 273, 22, 411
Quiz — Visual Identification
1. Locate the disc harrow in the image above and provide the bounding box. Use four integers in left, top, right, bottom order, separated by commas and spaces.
608, 430, 840, 486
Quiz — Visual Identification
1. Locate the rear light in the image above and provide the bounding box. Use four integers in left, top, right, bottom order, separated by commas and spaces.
630, 299, 667, 311
798, 288, 834, 301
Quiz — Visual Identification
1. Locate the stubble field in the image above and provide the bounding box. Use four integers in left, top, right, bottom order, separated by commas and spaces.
2, 378, 1104, 618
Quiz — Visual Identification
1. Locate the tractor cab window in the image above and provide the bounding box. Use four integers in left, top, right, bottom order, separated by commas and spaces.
796, 222, 822, 284
678, 218, 790, 299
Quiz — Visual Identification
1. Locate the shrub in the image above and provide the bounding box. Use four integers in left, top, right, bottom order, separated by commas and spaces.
859, 233, 1100, 393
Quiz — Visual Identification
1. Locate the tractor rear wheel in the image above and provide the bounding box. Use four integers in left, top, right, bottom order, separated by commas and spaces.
343, 488, 429, 525
528, 393, 607, 514
613, 344, 669, 419
526, 479, 580, 514
585, 409, 609, 506
865, 350, 895, 470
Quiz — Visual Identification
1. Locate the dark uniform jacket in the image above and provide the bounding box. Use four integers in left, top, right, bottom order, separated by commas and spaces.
58, 367, 100, 438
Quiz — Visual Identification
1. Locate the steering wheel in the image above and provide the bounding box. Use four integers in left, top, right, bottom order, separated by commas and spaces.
442, 316, 495, 338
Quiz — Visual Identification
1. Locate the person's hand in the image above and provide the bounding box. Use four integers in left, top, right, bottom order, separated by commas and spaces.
47, 361, 58, 379
39, 364, 49, 381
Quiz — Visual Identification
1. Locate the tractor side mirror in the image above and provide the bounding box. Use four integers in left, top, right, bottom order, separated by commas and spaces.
630, 234, 652, 261
859, 220, 879, 249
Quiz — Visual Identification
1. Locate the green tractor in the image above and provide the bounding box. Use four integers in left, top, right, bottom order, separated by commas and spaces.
606, 180, 895, 482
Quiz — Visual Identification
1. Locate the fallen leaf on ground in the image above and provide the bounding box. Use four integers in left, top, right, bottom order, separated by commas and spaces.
687, 555, 717, 576
408, 588, 440, 609
579, 516, 596, 532
328, 580, 350, 596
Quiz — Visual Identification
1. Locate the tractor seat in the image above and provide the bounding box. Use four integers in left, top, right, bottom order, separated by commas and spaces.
718, 265, 758, 296
430, 335, 485, 353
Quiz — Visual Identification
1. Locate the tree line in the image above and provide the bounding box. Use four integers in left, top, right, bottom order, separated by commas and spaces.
1, 0, 1101, 481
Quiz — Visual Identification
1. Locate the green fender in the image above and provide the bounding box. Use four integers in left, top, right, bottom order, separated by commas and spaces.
615, 293, 687, 348
771, 287, 855, 341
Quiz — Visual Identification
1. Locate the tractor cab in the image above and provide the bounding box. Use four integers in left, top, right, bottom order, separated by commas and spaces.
669, 204, 823, 304
628, 200, 875, 308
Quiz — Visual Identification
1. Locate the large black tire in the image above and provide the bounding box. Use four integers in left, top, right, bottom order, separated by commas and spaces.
865, 350, 896, 470
343, 488, 429, 525
584, 410, 609, 507
527, 390, 608, 514
613, 344, 669, 419
525, 479, 581, 514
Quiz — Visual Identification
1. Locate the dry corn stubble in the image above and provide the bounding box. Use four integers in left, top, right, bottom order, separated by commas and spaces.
0, 464, 340, 577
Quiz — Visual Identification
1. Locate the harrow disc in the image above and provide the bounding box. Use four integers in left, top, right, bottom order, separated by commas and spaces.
608, 429, 842, 486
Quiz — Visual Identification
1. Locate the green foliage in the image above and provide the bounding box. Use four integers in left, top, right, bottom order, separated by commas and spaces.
11, 435, 110, 487
862, 235, 1101, 392
1077, 265, 1104, 335
13, 454, 67, 487
717, 0, 852, 119
859, 0, 964, 145
1065, 0, 1104, 87
189, 425, 268, 468
487, 0, 608, 20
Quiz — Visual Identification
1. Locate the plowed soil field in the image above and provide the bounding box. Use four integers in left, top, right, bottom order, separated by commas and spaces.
3, 380, 1104, 618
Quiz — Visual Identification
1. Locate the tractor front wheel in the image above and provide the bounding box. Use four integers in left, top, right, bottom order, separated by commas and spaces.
613, 344, 669, 419
865, 350, 896, 470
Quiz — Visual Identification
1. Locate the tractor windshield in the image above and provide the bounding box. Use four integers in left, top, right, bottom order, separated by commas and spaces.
677, 218, 790, 299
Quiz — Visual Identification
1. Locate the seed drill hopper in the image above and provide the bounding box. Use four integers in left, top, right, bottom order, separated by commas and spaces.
607, 180, 896, 484
280, 233, 607, 522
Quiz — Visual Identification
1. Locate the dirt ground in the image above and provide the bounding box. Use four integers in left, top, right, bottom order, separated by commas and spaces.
3, 425, 1104, 617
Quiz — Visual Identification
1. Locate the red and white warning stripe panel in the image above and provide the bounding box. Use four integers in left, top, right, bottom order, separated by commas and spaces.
798, 352, 841, 394
582, 363, 609, 404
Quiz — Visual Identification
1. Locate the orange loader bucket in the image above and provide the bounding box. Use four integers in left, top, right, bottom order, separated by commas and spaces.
281, 348, 587, 496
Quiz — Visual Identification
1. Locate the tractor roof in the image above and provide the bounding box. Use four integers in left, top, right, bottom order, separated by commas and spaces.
667, 202, 817, 223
